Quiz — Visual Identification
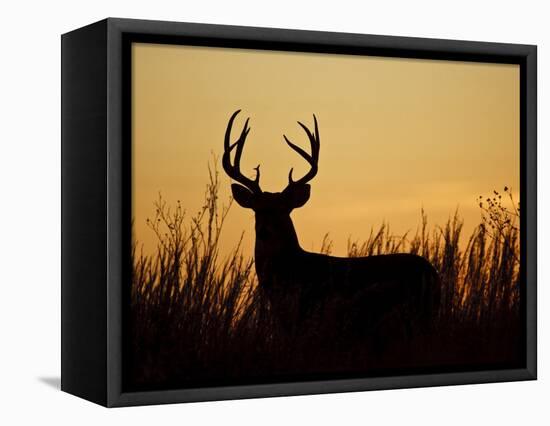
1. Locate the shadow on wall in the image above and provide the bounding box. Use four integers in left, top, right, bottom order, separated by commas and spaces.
38, 377, 61, 390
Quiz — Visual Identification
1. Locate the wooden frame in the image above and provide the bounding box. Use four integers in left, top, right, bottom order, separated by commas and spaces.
61, 17, 537, 407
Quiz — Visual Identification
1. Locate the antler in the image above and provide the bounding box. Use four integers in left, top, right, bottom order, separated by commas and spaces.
283, 114, 320, 187
222, 110, 262, 194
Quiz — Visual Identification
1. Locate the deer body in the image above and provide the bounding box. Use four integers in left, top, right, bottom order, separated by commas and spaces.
252, 199, 439, 335
223, 110, 440, 337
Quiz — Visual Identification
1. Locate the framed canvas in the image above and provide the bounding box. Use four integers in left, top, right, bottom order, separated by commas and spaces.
61, 18, 537, 407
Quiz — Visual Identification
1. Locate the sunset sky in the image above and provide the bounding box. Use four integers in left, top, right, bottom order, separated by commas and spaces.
132, 42, 519, 259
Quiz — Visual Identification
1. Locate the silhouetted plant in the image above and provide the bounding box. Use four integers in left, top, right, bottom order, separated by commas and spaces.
477, 186, 520, 265
129, 167, 521, 389
130, 163, 259, 387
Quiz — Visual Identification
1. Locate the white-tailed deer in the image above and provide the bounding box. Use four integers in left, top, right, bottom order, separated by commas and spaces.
223, 110, 440, 338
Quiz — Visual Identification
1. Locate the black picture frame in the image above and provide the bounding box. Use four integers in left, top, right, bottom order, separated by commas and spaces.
61, 17, 537, 407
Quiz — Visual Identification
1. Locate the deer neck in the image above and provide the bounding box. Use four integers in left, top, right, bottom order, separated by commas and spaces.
254, 214, 302, 282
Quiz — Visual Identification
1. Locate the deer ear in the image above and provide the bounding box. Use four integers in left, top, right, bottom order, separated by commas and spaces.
231, 184, 256, 209
284, 184, 311, 209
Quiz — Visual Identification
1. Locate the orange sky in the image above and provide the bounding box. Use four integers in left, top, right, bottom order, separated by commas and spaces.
131, 42, 519, 259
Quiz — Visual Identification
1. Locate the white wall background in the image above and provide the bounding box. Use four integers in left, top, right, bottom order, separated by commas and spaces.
0, 0, 546, 423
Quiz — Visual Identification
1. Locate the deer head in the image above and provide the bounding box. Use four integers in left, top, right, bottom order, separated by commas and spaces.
222, 110, 320, 256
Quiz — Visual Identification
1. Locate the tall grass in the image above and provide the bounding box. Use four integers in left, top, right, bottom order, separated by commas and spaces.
128, 168, 521, 390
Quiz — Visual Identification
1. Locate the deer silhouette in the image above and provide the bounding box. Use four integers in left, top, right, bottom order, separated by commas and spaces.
223, 110, 440, 339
